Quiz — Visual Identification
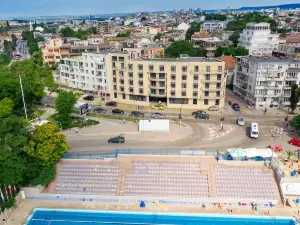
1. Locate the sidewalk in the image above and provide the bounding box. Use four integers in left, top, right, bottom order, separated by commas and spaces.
63, 117, 193, 142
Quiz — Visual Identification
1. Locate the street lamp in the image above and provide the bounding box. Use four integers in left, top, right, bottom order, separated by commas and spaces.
19, 74, 27, 120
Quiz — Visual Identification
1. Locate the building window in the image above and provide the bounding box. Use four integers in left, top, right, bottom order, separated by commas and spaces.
205, 74, 210, 80
138, 64, 143, 70
205, 91, 209, 97
182, 66, 187, 73
181, 91, 186, 97
128, 64, 133, 70
217, 74, 222, 80
206, 66, 210, 72
205, 83, 210, 89
216, 83, 221, 89
193, 99, 197, 105
149, 65, 154, 71
159, 65, 164, 71
169, 98, 188, 104
159, 89, 165, 95
112, 62, 116, 68
171, 66, 176, 72
150, 73, 156, 79
151, 89, 156, 94
139, 73, 143, 79
194, 75, 198, 81
182, 84, 187, 88
216, 91, 220, 97
193, 84, 198, 89
204, 99, 209, 105
171, 83, 176, 88
112, 56, 117, 61
114, 92, 117, 98
215, 99, 220, 105
171, 75, 176, 80
129, 88, 133, 93
182, 75, 187, 80
171, 91, 175, 96
194, 66, 199, 72
159, 73, 165, 79
218, 66, 222, 72
92, 71, 94, 75
129, 72, 133, 78
91, 63, 94, 67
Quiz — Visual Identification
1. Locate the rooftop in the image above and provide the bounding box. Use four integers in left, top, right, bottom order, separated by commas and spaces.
238, 56, 300, 63
217, 56, 236, 69
132, 55, 222, 63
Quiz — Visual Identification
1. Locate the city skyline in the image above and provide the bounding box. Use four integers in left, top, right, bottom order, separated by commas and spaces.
0, 0, 298, 19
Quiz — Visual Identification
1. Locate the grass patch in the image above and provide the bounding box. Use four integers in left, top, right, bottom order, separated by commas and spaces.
89, 112, 140, 123
47, 113, 99, 130
28, 109, 46, 120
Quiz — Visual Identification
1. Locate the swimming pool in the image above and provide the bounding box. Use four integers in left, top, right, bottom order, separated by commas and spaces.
26, 208, 296, 225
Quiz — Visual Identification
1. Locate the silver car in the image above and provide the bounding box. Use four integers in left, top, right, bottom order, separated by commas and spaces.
150, 113, 166, 119
237, 117, 245, 126
208, 105, 219, 111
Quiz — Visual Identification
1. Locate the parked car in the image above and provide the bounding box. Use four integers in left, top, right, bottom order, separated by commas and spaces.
108, 135, 125, 143
192, 110, 206, 116
83, 95, 94, 101
268, 144, 283, 152
208, 105, 219, 111
232, 103, 240, 111
152, 105, 164, 110
237, 117, 245, 126
195, 113, 209, 120
150, 113, 166, 119
92, 107, 107, 114
289, 138, 300, 147
130, 111, 145, 117
106, 101, 117, 107
112, 109, 124, 114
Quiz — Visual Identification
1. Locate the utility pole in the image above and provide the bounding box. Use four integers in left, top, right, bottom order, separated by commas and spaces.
19, 74, 28, 120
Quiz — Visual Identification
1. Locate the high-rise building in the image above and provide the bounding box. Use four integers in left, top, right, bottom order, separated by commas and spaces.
233, 56, 300, 109
189, 8, 194, 14
97, 21, 116, 34
173, 9, 178, 14
180, 9, 186, 14
108, 53, 226, 109
238, 23, 280, 56
55, 52, 110, 95
197, 8, 202, 14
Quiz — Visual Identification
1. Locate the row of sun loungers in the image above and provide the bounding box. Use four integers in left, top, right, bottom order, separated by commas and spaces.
61, 164, 119, 169
58, 176, 117, 180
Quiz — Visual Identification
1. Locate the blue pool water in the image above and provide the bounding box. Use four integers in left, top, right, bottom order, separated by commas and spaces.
26, 208, 296, 225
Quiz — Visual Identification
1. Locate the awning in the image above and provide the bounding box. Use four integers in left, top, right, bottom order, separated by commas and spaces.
226, 148, 277, 158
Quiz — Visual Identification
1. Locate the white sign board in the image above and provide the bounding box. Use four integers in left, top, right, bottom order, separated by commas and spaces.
139, 119, 169, 132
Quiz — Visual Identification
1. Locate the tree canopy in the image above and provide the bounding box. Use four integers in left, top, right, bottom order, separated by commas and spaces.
215, 46, 249, 57
291, 115, 300, 129
116, 30, 131, 37
60, 27, 89, 40
229, 31, 241, 47
204, 14, 227, 21
0, 54, 12, 65
226, 12, 277, 32
26, 124, 70, 167
289, 83, 300, 114
185, 22, 202, 41
55, 91, 77, 127
165, 40, 205, 58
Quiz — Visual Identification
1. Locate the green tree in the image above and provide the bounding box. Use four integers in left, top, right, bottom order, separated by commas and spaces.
35, 36, 45, 42
0, 115, 29, 149
116, 30, 131, 37
55, 91, 77, 127
165, 40, 205, 58
285, 18, 292, 23
6, 21, 9, 28
154, 33, 162, 41
0, 98, 14, 118
185, 22, 202, 40
75, 29, 89, 40
204, 14, 227, 21
4, 40, 13, 52
26, 124, 70, 167
60, 27, 75, 37
291, 115, 300, 129
229, 31, 241, 47
89, 27, 97, 34
11, 34, 17, 47
27, 164, 56, 186
289, 83, 300, 114
0, 147, 27, 186
215, 46, 248, 57
0, 54, 12, 65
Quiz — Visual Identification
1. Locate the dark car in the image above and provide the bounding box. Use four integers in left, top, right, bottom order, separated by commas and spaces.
192, 110, 206, 116
195, 113, 209, 120
150, 113, 166, 119
83, 95, 94, 101
232, 103, 240, 111
112, 109, 124, 114
92, 107, 107, 114
131, 111, 145, 117
106, 101, 117, 107
108, 135, 125, 143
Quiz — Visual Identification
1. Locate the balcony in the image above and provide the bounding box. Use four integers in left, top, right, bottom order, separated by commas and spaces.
265, 85, 278, 89
286, 76, 297, 81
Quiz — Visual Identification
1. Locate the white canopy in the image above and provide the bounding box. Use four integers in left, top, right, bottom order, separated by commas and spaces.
281, 183, 300, 196
226, 148, 277, 158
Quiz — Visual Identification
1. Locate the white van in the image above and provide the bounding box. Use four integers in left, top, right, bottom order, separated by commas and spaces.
250, 123, 259, 138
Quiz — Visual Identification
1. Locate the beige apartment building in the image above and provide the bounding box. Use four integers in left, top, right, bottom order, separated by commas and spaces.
107, 53, 226, 109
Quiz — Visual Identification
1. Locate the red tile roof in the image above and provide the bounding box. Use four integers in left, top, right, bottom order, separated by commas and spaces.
191, 32, 211, 39
217, 56, 236, 70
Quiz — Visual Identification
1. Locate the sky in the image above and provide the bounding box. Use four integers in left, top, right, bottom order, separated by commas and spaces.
0, 0, 299, 19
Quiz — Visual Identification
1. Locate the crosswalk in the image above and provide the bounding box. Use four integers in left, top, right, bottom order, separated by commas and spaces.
207, 124, 235, 141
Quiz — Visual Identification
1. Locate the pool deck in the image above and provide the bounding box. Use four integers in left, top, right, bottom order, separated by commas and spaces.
3, 200, 299, 225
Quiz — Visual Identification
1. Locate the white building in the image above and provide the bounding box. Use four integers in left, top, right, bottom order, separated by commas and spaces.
202, 21, 226, 32
54, 52, 110, 96
238, 22, 280, 56
177, 22, 190, 31
233, 56, 300, 109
